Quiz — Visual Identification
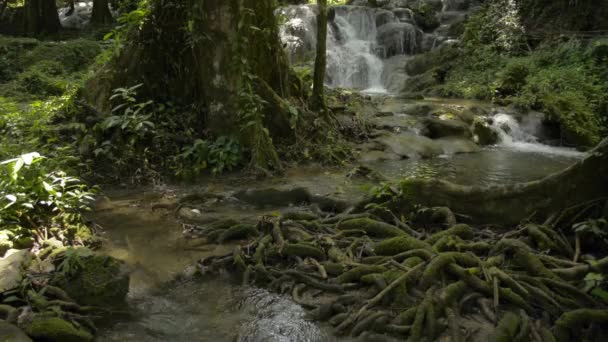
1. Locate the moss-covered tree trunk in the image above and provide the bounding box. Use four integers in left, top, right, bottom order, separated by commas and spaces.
83, 0, 296, 170
24, 0, 60, 35
91, 0, 113, 25
311, 0, 327, 111
361, 137, 608, 224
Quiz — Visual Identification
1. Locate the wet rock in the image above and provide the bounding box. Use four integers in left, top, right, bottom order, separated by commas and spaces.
378, 133, 443, 159
51, 252, 129, 307
358, 150, 402, 162
23, 316, 92, 342
473, 119, 499, 146
371, 114, 417, 132
0, 321, 31, 342
392, 7, 415, 22
375, 10, 397, 27
436, 137, 481, 154
423, 117, 472, 139
0, 249, 31, 293
377, 22, 422, 57
0, 231, 12, 257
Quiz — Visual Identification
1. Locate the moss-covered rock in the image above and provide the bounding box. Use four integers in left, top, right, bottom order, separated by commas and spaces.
473, 118, 499, 145
374, 235, 431, 256
51, 253, 129, 307
0, 321, 31, 342
23, 316, 92, 342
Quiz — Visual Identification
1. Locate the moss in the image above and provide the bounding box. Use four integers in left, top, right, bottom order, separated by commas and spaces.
402, 256, 424, 268
513, 249, 557, 279
439, 280, 468, 306
394, 306, 417, 325
374, 235, 432, 256
419, 254, 455, 289
283, 243, 326, 261
218, 224, 258, 243
336, 265, 387, 284
51, 255, 129, 307
337, 218, 406, 238
24, 316, 93, 342
426, 224, 474, 245
492, 312, 520, 342
281, 210, 318, 221
322, 262, 345, 276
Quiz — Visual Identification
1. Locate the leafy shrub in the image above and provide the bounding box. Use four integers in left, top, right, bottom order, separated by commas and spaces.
174, 136, 243, 179
0, 153, 96, 249
16, 69, 65, 95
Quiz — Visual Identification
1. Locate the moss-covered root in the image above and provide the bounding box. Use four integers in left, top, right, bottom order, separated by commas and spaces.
337, 218, 406, 238
283, 243, 326, 261
492, 312, 520, 342
408, 288, 437, 342
218, 224, 259, 243
426, 224, 474, 245
513, 249, 558, 279
553, 309, 608, 342
336, 265, 387, 284
419, 254, 455, 289
374, 235, 432, 256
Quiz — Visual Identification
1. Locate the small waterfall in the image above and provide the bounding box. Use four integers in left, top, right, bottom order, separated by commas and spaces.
490, 113, 583, 157
326, 6, 385, 92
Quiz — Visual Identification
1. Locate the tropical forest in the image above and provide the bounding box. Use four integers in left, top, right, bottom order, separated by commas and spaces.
0, 0, 607, 340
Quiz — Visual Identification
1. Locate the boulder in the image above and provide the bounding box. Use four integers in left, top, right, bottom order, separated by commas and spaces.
436, 137, 481, 154
423, 117, 472, 139
0, 231, 12, 256
377, 22, 422, 57
358, 150, 402, 162
375, 10, 397, 27
473, 119, 499, 146
0, 321, 31, 342
51, 252, 129, 307
0, 249, 31, 293
378, 133, 443, 159
23, 316, 92, 342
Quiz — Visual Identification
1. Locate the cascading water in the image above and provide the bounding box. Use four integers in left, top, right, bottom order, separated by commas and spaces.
326, 7, 386, 92
490, 113, 583, 157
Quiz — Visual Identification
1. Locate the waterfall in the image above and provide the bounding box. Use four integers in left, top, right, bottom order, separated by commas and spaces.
490, 113, 583, 157
326, 7, 386, 92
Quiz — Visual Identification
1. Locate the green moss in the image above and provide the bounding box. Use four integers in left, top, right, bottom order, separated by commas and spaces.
51, 254, 129, 307
374, 235, 431, 256
402, 256, 424, 268
283, 243, 326, 261
513, 249, 557, 279
337, 218, 406, 238
426, 224, 474, 245
394, 306, 418, 325
24, 316, 93, 342
218, 224, 258, 243
322, 262, 345, 276
336, 265, 386, 284
492, 312, 520, 342
419, 254, 455, 289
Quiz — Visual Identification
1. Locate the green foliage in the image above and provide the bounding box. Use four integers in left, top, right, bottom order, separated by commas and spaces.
174, 136, 244, 178
101, 1, 150, 61
0, 152, 96, 248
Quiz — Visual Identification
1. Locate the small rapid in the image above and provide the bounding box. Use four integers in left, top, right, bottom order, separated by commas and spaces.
490, 113, 584, 158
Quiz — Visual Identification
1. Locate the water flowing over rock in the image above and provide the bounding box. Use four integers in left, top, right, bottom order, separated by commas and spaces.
278, 0, 472, 92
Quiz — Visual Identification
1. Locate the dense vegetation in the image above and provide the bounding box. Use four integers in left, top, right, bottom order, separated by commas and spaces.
403, 0, 608, 147
0, 0, 607, 340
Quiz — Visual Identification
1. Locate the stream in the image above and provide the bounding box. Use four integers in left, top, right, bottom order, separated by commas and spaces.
92, 3, 584, 340
93, 95, 583, 341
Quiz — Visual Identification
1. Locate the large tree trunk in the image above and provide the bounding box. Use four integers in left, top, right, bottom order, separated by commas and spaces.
83, 0, 297, 170
361, 137, 608, 224
311, 0, 327, 111
24, 0, 60, 35
91, 0, 113, 25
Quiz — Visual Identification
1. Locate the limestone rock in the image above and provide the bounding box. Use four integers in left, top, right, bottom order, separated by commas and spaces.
0, 249, 31, 293
378, 133, 443, 159
423, 117, 472, 139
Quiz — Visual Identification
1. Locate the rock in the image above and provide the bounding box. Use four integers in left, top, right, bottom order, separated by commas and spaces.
423, 117, 472, 139
0, 321, 32, 342
392, 7, 415, 22
371, 114, 417, 132
377, 22, 422, 57
51, 253, 129, 307
378, 133, 443, 159
436, 137, 481, 154
473, 119, 499, 146
375, 10, 397, 27
234, 187, 312, 207
0, 249, 31, 293
94, 195, 113, 211
358, 150, 402, 163
0, 231, 12, 257
23, 316, 92, 342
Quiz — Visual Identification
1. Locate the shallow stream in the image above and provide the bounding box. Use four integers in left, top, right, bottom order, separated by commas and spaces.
94, 98, 583, 342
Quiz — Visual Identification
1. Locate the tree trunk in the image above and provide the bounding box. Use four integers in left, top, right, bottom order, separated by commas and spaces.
311, 0, 327, 111
360, 137, 608, 224
91, 0, 113, 25
83, 0, 296, 170
24, 0, 60, 35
